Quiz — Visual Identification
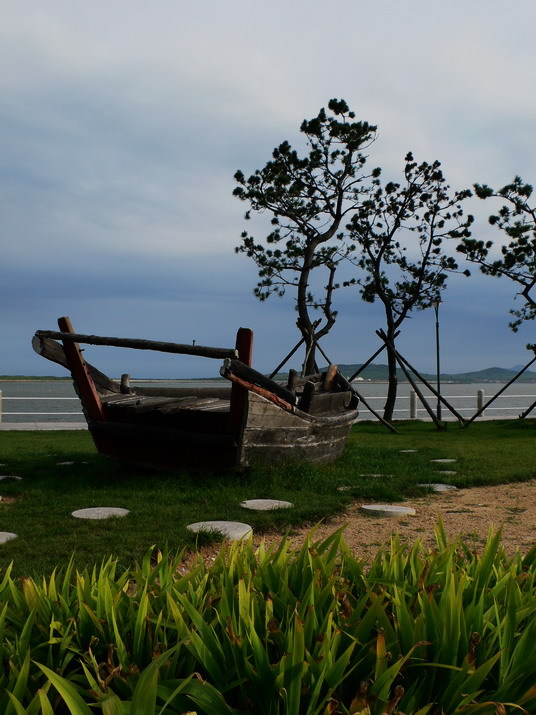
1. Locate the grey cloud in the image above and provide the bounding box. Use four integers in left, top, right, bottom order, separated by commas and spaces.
2, 0, 536, 377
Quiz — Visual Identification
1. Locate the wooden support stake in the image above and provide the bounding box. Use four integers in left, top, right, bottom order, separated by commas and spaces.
234, 327, 253, 367
299, 381, 315, 413
229, 328, 254, 435
120, 374, 131, 394
287, 369, 299, 393
323, 364, 339, 391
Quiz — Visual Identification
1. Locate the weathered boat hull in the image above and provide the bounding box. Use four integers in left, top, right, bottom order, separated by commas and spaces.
239, 391, 355, 467
89, 420, 240, 471
86, 391, 355, 470
32, 318, 358, 471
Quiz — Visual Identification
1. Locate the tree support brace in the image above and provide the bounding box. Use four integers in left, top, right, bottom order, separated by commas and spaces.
347, 331, 401, 382
315, 338, 398, 434
391, 346, 467, 426
376, 330, 445, 429
464, 351, 536, 426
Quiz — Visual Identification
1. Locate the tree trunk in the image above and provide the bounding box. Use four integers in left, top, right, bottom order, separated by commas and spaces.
383, 340, 398, 421
302, 335, 317, 376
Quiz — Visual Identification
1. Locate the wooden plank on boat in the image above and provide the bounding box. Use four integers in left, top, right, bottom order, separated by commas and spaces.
298, 381, 315, 413
286, 369, 299, 393
194, 400, 230, 412
35, 328, 238, 359
287, 373, 324, 392
245, 394, 309, 429
135, 385, 232, 399
306, 390, 352, 415
103, 395, 223, 416
183, 398, 222, 410
244, 400, 353, 442
225, 372, 295, 412
103, 395, 146, 405
245, 390, 357, 428
103, 395, 182, 416
322, 364, 339, 391
241, 430, 351, 465
221, 359, 297, 407
157, 397, 229, 415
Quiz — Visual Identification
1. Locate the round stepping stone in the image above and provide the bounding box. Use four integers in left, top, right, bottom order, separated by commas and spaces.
187, 521, 252, 541
240, 499, 293, 511
337, 486, 355, 491
0, 475, 22, 481
430, 459, 457, 464
361, 504, 416, 517
359, 473, 387, 478
399, 449, 418, 453
0, 532, 17, 544
417, 483, 457, 492
438, 470, 457, 475
72, 507, 130, 520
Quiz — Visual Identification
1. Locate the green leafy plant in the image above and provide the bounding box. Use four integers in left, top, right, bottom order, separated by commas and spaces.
0, 526, 534, 713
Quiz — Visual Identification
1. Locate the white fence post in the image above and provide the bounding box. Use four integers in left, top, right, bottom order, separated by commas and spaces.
410, 390, 417, 418
477, 389, 485, 417
0, 390, 2, 423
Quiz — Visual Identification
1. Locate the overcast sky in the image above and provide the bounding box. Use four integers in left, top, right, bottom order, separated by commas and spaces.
2, 0, 535, 378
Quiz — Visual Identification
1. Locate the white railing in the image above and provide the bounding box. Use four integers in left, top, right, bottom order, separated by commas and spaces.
0, 394, 83, 422
354, 390, 536, 420
0, 389, 535, 423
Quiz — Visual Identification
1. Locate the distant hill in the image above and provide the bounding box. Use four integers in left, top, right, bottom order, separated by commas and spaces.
3, 365, 536, 383
333, 363, 536, 383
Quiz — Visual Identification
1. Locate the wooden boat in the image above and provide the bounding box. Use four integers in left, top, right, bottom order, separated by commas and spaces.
32, 317, 359, 470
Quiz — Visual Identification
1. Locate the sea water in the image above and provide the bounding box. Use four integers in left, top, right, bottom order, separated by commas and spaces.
1, 380, 535, 423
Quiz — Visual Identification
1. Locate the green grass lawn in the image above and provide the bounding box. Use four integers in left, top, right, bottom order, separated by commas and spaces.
0, 419, 534, 578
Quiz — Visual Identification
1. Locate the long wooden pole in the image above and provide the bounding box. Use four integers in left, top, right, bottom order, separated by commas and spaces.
36, 328, 238, 360
393, 349, 467, 425
347, 331, 401, 382
520, 398, 536, 419
315, 340, 398, 433
268, 338, 305, 379
464, 354, 536, 426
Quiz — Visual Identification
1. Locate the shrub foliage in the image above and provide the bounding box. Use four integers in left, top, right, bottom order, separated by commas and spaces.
0, 525, 535, 713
